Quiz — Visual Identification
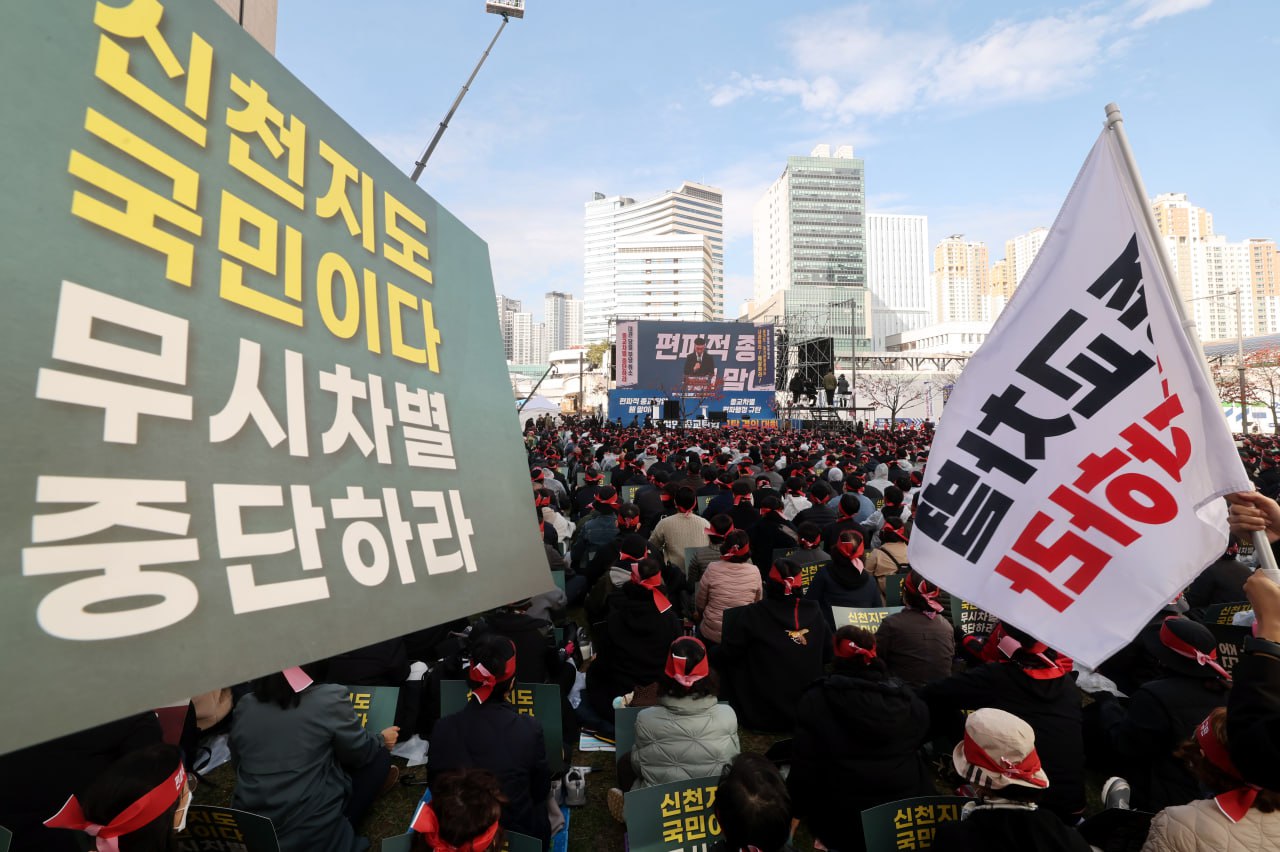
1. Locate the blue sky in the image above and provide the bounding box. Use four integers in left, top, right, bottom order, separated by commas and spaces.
278, 0, 1279, 321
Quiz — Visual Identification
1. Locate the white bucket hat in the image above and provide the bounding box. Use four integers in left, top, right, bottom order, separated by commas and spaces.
952, 708, 1050, 791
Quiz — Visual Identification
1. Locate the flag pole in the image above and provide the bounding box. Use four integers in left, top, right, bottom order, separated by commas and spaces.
1103, 102, 1280, 581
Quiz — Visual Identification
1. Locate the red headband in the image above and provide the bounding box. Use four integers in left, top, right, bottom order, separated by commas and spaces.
411, 801, 501, 852
961, 731, 1048, 788
46, 764, 186, 852
722, 542, 751, 560
468, 652, 517, 704
618, 546, 647, 565
834, 636, 876, 662
534, 494, 551, 508
903, 574, 944, 616
594, 492, 619, 508
835, 539, 864, 563
665, 640, 710, 687
767, 565, 804, 596
799, 535, 822, 549
1195, 714, 1260, 823
1160, 618, 1232, 681
631, 565, 672, 613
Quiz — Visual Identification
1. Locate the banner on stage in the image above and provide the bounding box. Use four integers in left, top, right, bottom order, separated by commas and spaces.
616, 320, 775, 395
608, 390, 779, 425
0, 0, 546, 754
907, 125, 1251, 669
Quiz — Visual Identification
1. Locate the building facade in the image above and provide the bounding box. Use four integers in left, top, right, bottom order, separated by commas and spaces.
495, 295, 522, 360
933, 235, 989, 323
583, 182, 724, 342
543, 291, 583, 351
866, 213, 931, 351
751, 144, 869, 367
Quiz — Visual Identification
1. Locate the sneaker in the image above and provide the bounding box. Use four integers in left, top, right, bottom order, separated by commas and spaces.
564, 768, 587, 808
1102, 776, 1132, 810
607, 786, 626, 824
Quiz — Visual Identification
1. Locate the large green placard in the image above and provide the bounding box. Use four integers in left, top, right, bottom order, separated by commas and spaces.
0, 0, 545, 754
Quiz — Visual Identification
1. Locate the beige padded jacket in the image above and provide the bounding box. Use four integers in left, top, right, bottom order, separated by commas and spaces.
1141, 798, 1280, 852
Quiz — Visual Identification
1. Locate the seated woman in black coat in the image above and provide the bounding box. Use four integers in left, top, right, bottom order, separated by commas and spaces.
582, 556, 682, 721
430, 635, 551, 847
788, 626, 936, 852
718, 558, 830, 732
806, 528, 882, 628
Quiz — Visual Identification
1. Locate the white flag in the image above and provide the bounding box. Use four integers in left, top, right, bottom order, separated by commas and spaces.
907, 126, 1252, 668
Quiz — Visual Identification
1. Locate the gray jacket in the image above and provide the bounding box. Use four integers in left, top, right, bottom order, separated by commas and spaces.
631, 694, 740, 788
231, 683, 383, 852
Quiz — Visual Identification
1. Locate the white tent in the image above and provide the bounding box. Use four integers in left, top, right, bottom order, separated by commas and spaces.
517, 395, 559, 425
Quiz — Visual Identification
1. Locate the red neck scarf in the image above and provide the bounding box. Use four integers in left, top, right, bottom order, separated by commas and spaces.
665, 640, 710, 687
1196, 715, 1261, 823
468, 653, 516, 704
768, 565, 804, 596
46, 764, 186, 852
411, 801, 500, 852
1160, 617, 1232, 681
834, 636, 876, 662
961, 731, 1048, 788
631, 565, 671, 613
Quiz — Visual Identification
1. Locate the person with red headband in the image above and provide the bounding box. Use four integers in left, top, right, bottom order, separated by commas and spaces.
649, 486, 711, 574
430, 635, 552, 847
581, 556, 682, 733
806, 529, 881, 629
694, 531, 762, 645
792, 481, 837, 529
44, 743, 189, 852
407, 768, 507, 852
685, 514, 735, 598
231, 667, 399, 852
1093, 615, 1232, 813
931, 709, 1091, 852
861, 509, 911, 600
748, 494, 799, 574
571, 486, 621, 580
717, 558, 830, 732
570, 466, 605, 520
607, 637, 740, 822
921, 622, 1085, 824
788, 627, 935, 852
875, 570, 955, 688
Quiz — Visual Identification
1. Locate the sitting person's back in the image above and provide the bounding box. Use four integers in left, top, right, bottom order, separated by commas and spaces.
709, 754, 796, 852
718, 558, 830, 732
695, 531, 762, 644
876, 571, 955, 687
806, 529, 881, 628
429, 635, 551, 845
408, 767, 506, 852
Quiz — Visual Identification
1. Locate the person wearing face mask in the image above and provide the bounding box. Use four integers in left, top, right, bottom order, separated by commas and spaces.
806, 529, 882, 629
45, 743, 191, 852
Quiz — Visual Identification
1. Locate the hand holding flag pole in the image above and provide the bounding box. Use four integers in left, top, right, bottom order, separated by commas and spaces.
1104, 102, 1280, 584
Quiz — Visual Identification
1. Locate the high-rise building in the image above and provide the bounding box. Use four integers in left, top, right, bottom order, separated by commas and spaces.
1249, 238, 1280, 336
866, 213, 930, 351
1153, 192, 1214, 303
510, 312, 551, 364
985, 226, 1048, 318
495, 295, 522, 360
583, 182, 724, 342
933, 236, 989, 323
751, 145, 868, 367
543, 291, 583, 352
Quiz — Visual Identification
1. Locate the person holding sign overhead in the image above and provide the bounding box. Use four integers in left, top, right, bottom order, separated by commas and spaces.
788, 627, 935, 852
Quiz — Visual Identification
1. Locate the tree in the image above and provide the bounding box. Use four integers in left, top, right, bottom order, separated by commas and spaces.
1213, 347, 1280, 434
854, 373, 929, 427
585, 340, 610, 369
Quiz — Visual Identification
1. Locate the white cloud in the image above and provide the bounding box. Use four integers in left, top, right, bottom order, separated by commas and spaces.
1132, 0, 1213, 28
710, 2, 1209, 121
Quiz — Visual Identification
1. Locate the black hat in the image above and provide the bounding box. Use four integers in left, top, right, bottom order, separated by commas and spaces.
1143, 615, 1230, 680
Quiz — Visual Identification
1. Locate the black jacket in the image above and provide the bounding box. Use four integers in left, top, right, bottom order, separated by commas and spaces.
806, 556, 882, 628
931, 804, 1092, 852
585, 583, 682, 714
1185, 556, 1252, 610
718, 595, 831, 732
921, 662, 1086, 821
429, 699, 551, 844
793, 502, 838, 530
788, 665, 935, 852
1096, 674, 1229, 811
749, 514, 798, 572
1228, 638, 1280, 790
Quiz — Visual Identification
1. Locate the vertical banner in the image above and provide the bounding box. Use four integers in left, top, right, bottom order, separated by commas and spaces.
0, 0, 547, 754
908, 127, 1251, 668
616, 320, 638, 387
